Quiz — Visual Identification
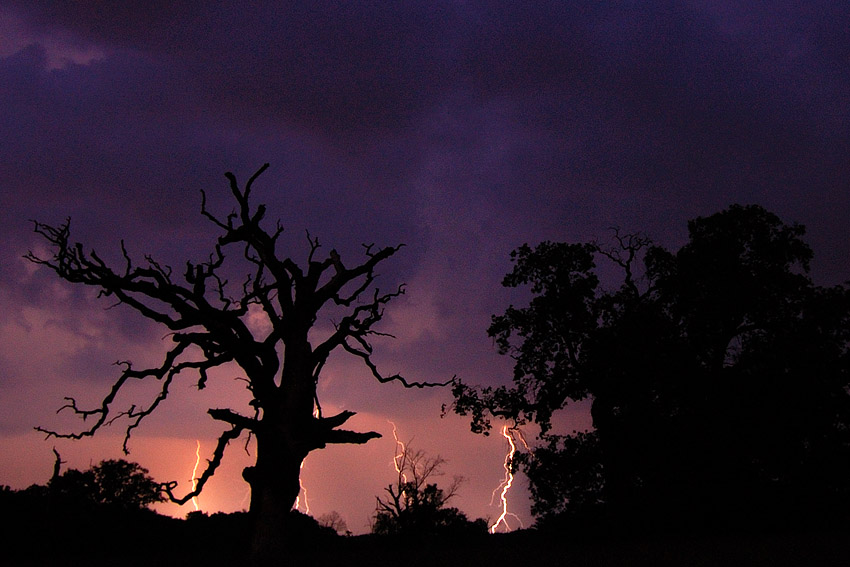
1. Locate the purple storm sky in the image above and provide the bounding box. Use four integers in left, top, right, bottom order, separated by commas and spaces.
1, 2, 848, 533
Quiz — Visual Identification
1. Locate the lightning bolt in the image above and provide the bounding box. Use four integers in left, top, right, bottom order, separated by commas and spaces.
191, 439, 201, 512
389, 420, 408, 482
294, 459, 310, 514
294, 407, 322, 513
489, 425, 524, 533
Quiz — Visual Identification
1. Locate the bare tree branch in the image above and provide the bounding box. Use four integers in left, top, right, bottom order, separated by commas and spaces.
161, 424, 246, 505
35, 339, 237, 453
342, 336, 454, 388
593, 228, 653, 298
322, 429, 382, 445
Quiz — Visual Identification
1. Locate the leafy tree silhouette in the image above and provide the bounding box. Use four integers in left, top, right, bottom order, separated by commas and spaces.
49, 457, 164, 510
27, 164, 449, 556
450, 205, 850, 530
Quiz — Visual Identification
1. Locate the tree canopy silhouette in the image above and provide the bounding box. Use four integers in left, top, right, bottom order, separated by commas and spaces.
27, 164, 449, 554
372, 444, 485, 536
48, 457, 164, 511
450, 205, 850, 529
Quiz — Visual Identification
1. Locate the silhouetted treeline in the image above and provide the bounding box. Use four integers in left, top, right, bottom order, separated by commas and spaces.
4, 480, 849, 567
3, 453, 850, 566
1, 481, 343, 565
0, 456, 341, 565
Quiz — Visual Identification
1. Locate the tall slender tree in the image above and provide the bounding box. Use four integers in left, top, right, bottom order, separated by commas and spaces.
28, 164, 448, 554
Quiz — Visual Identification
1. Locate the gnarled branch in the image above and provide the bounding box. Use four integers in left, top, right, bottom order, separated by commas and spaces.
342, 334, 454, 388
35, 339, 235, 453
161, 424, 246, 505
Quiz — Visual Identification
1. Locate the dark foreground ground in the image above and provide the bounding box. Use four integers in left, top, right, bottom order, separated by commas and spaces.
4, 506, 849, 566
316, 529, 849, 567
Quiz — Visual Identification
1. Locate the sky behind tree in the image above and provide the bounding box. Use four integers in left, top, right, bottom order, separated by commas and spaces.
1, 2, 848, 532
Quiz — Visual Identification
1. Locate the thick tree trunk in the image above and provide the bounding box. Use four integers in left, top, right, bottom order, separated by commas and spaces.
243, 427, 305, 560
245, 343, 316, 559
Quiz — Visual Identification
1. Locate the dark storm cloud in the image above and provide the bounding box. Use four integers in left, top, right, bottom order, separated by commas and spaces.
8, 1, 848, 199
1, 1, 847, 371
7, 1, 455, 133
